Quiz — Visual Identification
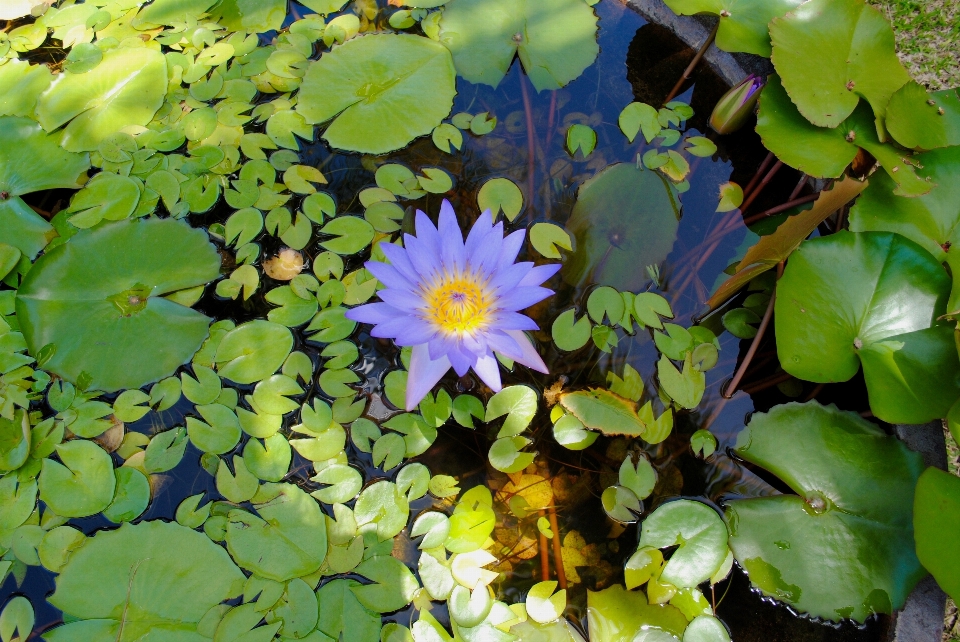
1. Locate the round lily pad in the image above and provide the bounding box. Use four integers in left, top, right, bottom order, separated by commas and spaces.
775, 230, 960, 423
16, 218, 221, 392
297, 34, 457, 155
726, 401, 926, 622
562, 162, 679, 292
438, 0, 599, 92
47, 520, 244, 638
661, 0, 802, 56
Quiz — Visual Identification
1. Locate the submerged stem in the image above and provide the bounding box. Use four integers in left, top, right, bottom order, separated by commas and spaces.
547, 506, 567, 589
520, 73, 537, 224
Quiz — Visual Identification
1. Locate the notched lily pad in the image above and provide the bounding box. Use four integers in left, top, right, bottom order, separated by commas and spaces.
726, 401, 926, 622
297, 34, 457, 155
16, 219, 221, 392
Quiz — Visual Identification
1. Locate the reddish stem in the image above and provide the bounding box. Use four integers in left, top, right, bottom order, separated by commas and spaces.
548, 506, 567, 589
741, 193, 819, 226
722, 287, 776, 398
664, 21, 720, 105
742, 152, 775, 199
788, 173, 808, 200
739, 160, 783, 213
520, 74, 537, 223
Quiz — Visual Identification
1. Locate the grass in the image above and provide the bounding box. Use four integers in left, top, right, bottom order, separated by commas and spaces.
871, 0, 960, 90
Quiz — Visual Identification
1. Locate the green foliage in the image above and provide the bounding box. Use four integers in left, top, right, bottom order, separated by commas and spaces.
437, 0, 599, 92
775, 231, 960, 423
662, 0, 803, 56
726, 402, 926, 622
914, 467, 960, 602
297, 34, 457, 154
17, 219, 220, 392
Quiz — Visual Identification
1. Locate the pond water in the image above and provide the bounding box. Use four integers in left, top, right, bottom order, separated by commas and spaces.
5, 0, 896, 640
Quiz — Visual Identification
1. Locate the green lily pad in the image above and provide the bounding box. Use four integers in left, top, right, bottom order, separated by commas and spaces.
848, 146, 960, 312
133, 0, 220, 27
437, 0, 599, 92
209, 0, 286, 33
775, 230, 960, 423
914, 467, 960, 602
586, 585, 688, 642
0, 116, 89, 197
0, 60, 52, 118
558, 389, 645, 437
661, 0, 802, 56
726, 401, 926, 622
46, 521, 244, 640
638, 499, 728, 587
297, 34, 456, 155
563, 162, 679, 292
769, 0, 910, 129
756, 75, 930, 195
316, 579, 382, 641
36, 47, 167, 152
39, 440, 115, 518
225, 482, 328, 582
886, 83, 960, 151
0, 197, 57, 261
16, 218, 221, 392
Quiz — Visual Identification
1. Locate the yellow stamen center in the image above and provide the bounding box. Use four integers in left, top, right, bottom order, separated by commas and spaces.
422, 272, 491, 336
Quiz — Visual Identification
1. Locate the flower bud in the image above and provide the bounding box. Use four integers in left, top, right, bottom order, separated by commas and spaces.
709, 75, 765, 135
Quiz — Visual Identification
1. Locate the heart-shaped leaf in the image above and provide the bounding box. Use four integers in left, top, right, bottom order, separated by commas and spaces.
47, 521, 244, 638
848, 146, 960, 312
297, 34, 456, 154
438, 0, 598, 92
637, 499, 728, 587
914, 467, 960, 603
726, 401, 926, 622
17, 219, 220, 392
769, 0, 909, 128
662, 0, 803, 56
36, 47, 167, 152
563, 163, 680, 292
775, 230, 960, 423
885, 83, 960, 151
756, 76, 930, 195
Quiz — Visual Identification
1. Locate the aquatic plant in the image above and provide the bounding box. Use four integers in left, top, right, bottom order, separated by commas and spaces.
346, 200, 558, 410
0, 0, 958, 639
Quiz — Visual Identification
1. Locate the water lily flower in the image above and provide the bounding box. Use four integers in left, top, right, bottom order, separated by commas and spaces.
345, 200, 558, 410
709, 74, 765, 135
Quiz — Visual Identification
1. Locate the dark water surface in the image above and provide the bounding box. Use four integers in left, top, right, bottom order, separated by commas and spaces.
6, 1, 891, 640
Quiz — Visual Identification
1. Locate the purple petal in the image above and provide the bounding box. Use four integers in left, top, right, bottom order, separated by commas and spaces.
378, 288, 425, 313
407, 343, 452, 411
365, 261, 416, 292
518, 263, 561, 287
372, 317, 436, 344
447, 344, 476, 376
464, 210, 494, 258
496, 229, 526, 270
472, 352, 502, 392
491, 311, 539, 331
466, 226, 504, 277
380, 242, 421, 285
345, 302, 401, 325
405, 233, 442, 281
415, 210, 443, 259
496, 286, 553, 312
437, 200, 466, 274
505, 329, 548, 373
491, 262, 535, 292
484, 330, 523, 360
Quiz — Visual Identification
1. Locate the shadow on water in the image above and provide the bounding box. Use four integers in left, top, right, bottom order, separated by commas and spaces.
6, 1, 893, 639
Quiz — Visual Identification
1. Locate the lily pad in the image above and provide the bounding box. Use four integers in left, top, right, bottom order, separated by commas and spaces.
725, 401, 926, 622
36, 47, 167, 152
225, 482, 327, 582
562, 163, 680, 292
661, 0, 803, 56
16, 218, 221, 392
438, 0, 599, 92
39, 440, 115, 518
756, 75, 930, 195
637, 499, 728, 588
775, 230, 960, 423
885, 83, 960, 151
209, 0, 286, 33
297, 34, 457, 155
769, 0, 910, 129
46, 521, 244, 640
914, 467, 960, 602
558, 389, 645, 436
848, 146, 960, 312
586, 585, 688, 642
